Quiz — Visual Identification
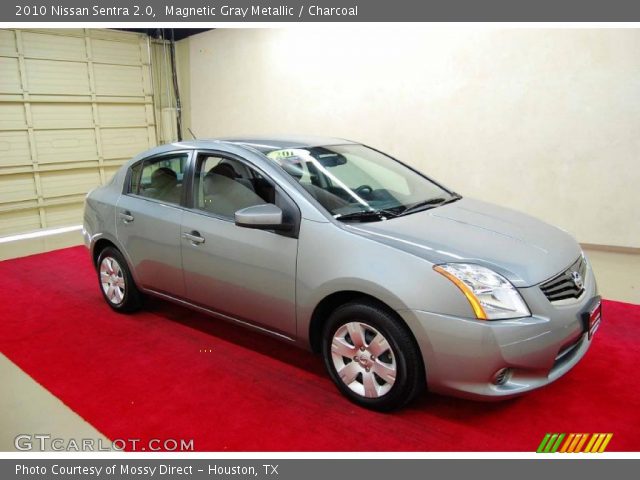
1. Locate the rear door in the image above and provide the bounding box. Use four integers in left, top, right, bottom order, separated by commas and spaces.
116, 151, 191, 296
180, 151, 299, 337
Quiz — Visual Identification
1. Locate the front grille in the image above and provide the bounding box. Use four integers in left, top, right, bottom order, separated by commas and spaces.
540, 255, 587, 302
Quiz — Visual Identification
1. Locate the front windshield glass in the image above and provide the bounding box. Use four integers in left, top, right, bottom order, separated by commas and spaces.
265, 144, 456, 220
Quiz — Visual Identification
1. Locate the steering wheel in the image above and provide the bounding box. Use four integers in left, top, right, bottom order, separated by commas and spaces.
354, 184, 373, 196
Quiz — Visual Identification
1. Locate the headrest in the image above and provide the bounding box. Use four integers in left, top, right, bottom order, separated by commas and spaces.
151, 167, 177, 189
209, 163, 237, 179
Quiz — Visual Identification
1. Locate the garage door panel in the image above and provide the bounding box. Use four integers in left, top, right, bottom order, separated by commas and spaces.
94, 64, 144, 96
0, 104, 27, 130
0, 209, 41, 236
101, 127, 151, 159
0, 58, 22, 94
31, 103, 94, 130
92, 39, 142, 65
25, 59, 91, 94
0, 174, 37, 203
31, 28, 85, 37
103, 165, 122, 182
39, 170, 101, 198
22, 31, 87, 61
44, 203, 85, 227
0, 131, 31, 166
0, 30, 17, 56
0, 29, 157, 236
98, 104, 147, 127
35, 129, 98, 163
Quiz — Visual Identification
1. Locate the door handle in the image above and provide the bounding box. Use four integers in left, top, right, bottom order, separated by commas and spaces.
119, 211, 134, 223
182, 231, 205, 245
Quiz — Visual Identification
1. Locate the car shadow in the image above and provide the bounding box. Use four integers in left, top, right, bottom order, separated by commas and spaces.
409, 391, 524, 419
141, 295, 523, 418
142, 296, 327, 378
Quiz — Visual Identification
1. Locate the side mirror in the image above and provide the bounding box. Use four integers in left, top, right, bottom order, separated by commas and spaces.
234, 204, 292, 231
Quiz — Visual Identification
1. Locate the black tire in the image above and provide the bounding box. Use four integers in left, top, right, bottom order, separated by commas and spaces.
321, 300, 425, 411
96, 246, 142, 313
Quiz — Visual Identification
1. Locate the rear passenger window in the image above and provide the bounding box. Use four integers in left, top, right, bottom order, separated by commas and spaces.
131, 154, 188, 205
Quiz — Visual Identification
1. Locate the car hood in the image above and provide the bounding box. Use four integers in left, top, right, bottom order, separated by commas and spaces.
343, 197, 581, 287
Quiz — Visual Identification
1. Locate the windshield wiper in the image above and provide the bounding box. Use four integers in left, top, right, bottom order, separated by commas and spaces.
334, 208, 399, 222
399, 193, 462, 217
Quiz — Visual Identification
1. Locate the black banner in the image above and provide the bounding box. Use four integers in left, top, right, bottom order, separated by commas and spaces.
6, 0, 640, 22
3, 459, 640, 480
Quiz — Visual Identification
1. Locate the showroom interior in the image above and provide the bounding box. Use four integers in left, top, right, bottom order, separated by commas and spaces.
0, 28, 638, 451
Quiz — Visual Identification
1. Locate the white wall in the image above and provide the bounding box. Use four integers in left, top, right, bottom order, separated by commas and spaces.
184, 28, 640, 248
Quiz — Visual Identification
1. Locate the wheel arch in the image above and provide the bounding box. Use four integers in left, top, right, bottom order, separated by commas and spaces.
92, 237, 117, 266
90, 235, 141, 288
307, 290, 422, 360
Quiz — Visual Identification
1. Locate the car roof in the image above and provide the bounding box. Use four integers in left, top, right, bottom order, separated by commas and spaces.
124, 135, 359, 168
174, 135, 357, 153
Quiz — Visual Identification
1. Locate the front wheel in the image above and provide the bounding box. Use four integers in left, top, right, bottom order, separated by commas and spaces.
97, 246, 142, 313
322, 301, 425, 411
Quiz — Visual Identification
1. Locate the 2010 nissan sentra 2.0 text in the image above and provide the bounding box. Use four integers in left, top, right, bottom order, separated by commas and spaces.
83, 136, 601, 411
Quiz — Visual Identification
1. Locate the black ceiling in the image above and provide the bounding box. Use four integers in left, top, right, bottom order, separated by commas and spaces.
114, 29, 212, 41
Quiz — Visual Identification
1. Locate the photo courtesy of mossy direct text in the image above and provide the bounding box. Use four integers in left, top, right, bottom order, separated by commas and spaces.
15, 464, 195, 477
15, 464, 273, 477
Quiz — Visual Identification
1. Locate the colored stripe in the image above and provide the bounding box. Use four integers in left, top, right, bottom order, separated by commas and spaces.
559, 433, 575, 453
584, 434, 597, 453
567, 434, 582, 453
585, 434, 598, 453
598, 434, 613, 453
537, 433, 552, 453
544, 433, 559, 453
574, 433, 589, 452
550, 433, 565, 453
537, 432, 613, 454
591, 433, 606, 453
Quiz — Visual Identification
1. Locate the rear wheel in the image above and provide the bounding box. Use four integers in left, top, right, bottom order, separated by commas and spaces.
322, 301, 424, 411
97, 246, 142, 313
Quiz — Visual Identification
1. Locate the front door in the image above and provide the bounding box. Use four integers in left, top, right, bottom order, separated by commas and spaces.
180, 152, 299, 337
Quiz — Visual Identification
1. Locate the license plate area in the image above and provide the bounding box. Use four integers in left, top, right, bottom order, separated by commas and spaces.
581, 296, 602, 340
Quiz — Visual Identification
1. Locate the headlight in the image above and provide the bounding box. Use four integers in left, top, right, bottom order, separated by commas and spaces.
434, 263, 531, 320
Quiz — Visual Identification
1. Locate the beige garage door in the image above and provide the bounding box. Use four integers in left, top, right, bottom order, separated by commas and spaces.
0, 29, 158, 236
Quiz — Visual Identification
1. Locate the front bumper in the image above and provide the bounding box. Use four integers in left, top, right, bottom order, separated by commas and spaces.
398, 260, 599, 400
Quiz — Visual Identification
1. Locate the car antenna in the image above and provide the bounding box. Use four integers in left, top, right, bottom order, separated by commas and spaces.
187, 128, 197, 139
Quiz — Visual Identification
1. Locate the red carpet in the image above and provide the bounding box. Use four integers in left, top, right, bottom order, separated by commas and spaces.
1, 246, 639, 451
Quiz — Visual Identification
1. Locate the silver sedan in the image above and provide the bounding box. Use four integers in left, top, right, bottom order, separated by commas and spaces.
83, 136, 601, 410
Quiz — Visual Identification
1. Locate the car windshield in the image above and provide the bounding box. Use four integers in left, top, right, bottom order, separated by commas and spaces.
265, 144, 457, 221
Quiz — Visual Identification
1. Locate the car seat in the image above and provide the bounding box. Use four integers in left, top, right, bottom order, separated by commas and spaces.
149, 167, 180, 203
210, 162, 257, 193
202, 171, 266, 217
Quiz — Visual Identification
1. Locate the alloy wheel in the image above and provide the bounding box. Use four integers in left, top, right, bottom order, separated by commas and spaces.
330, 321, 397, 398
99, 256, 125, 305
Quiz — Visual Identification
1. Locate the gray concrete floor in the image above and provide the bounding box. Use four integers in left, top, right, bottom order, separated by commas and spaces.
0, 354, 109, 451
585, 249, 640, 305
0, 230, 638, 451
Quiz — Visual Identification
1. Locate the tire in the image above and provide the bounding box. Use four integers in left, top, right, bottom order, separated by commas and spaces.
96, 246, 142, 313
321, 300, 425, 411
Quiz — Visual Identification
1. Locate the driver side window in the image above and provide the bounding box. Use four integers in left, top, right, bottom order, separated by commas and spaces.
194, 154, 277, 219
